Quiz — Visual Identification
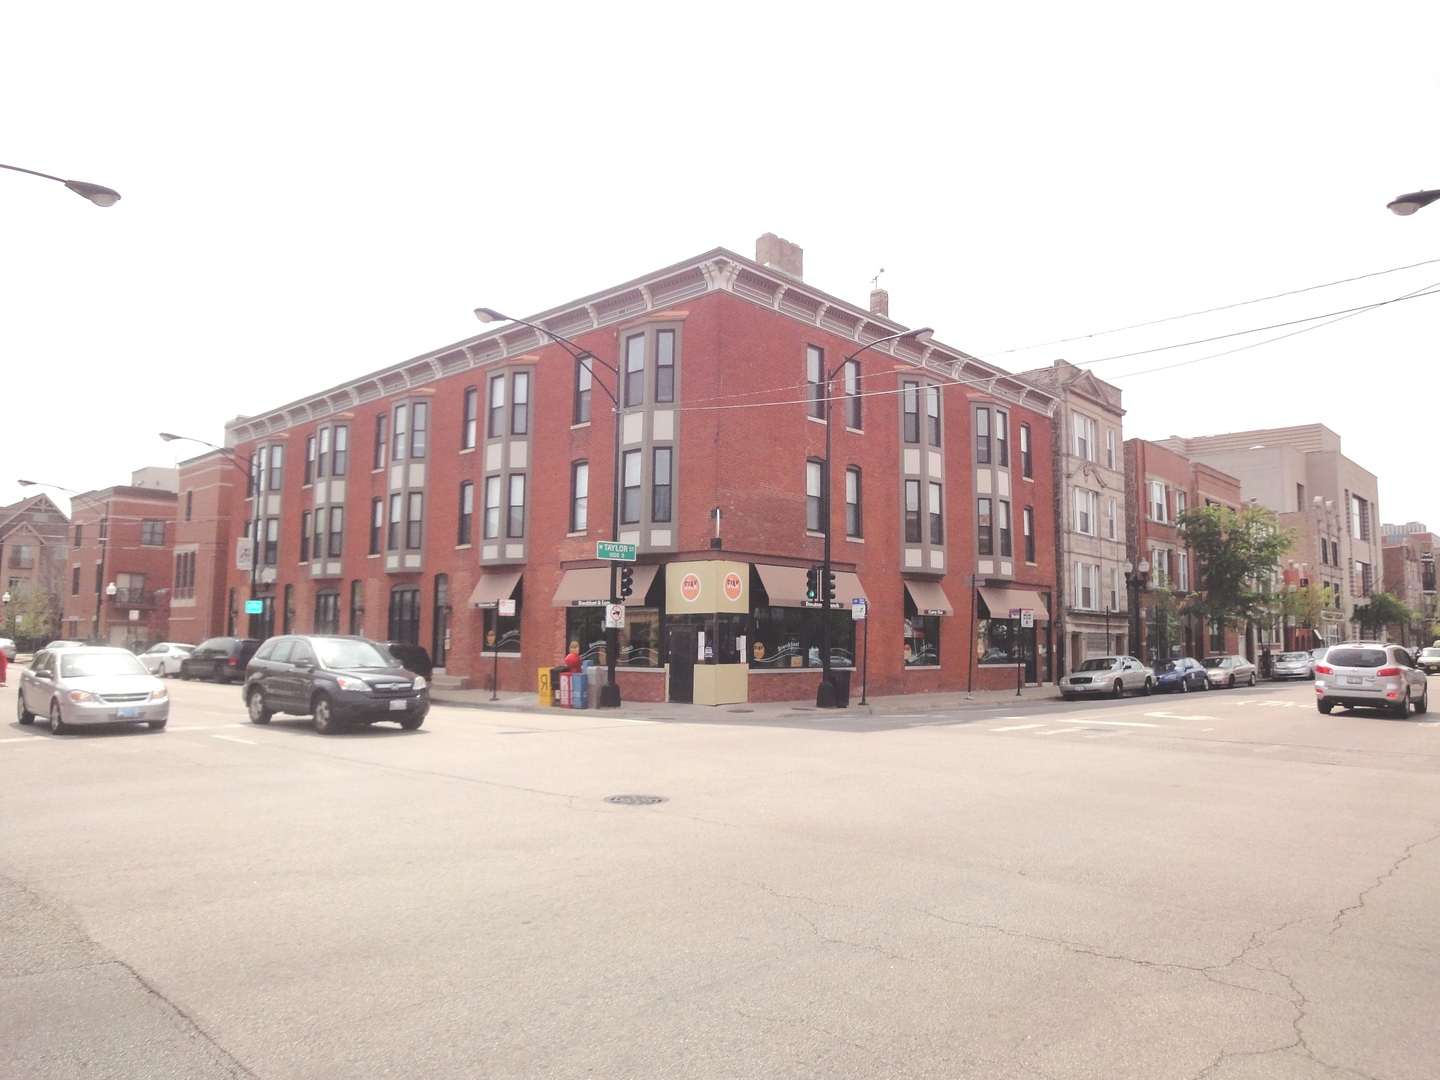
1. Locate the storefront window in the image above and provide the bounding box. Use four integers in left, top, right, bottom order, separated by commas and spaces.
748, 606, 854, 669
903, 616, 939, 666
565, 607, 662, 668
482, 607, 522, 654
668, 612, 748, 666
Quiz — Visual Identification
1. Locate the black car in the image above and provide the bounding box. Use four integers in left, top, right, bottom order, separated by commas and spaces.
242, 635, 429, 734
379, 641, 434, 680
180, 637, 262, 683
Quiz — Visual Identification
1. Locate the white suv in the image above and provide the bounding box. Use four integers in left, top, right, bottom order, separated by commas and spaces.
1315, 642, 1429, 717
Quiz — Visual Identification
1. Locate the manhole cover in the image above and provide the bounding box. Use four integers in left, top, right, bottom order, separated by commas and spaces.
604, 794, 668, 805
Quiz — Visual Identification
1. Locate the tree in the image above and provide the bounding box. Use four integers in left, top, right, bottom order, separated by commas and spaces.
2, 580, 60, 651
1176, 503, 1295, 641
1352, 590, 1412, 641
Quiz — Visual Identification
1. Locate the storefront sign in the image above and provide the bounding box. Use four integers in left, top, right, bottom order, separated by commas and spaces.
723, 571, 743, 602
680, 573, 701, 603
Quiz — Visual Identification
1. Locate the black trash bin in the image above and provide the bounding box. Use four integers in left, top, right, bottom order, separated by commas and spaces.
830, 670, 851, 708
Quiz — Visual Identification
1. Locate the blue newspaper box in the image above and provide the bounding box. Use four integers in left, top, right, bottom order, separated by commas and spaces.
570, 672, 589, 709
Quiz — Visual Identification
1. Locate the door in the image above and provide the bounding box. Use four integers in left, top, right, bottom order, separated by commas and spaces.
432, 574, 449, 670
667, 628, 696, 704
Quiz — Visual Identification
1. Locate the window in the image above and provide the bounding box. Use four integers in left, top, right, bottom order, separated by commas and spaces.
140, 519, 165, 546
410, 401, 428, 458
928, 483, 944, 544
1109, 567, 1120, 612
305, 435, 316, 484
1178, 549, 1190, 591
483, 476, 501, 539
267, 445, 283, 490
462, 387, 479, 449
975, 408, 991, 464
1174, 489, 1186, 517
1105, 428, 1116, 470
1297, 482, 1306, 510
1152, 549, 1170, 588
656, 330, 675, 403
1023, 506, 1036, 562
625, 334, 646, 407
264, 518, 279, 566
505, 476, 524, 539
71, 565, 80, 595
1149, 481, 1168, 522
185, 491, 193, 521
845, 467, 862, 538
74, 522, 83, 548
327, 507, 344, 557
300, 511, 311, 561
1075, 489, 1097, 535
574, 358, 592, 424
1074, 414, 1097, 461
283, 584, 294, 635
175, 552, 196, 600
652, 447, 672, 523
317, 427, 329, 479
902, 382, 919, 443
905, 481, 922, 543
407, 491, 425, 549
1076, 562, 1097, 609
806, 346, 825, 419
925, 386, 941, 446
622, 451, 642, 525
978, 498, 993, 554
458, 481, 474, 545
998, 500, 1012, 557
393, 403, 409, 460
1020, 423, 1033, 479
844, 361, 861, 429
569, 463, 588, 533
332, 426, 348, 476
369, 498, 383, 555
373, 412, 388, 470
1107, 497, 1118, 541
509, 375, 528, 437
312, 508, 326, 560
1351, 495, 1370, 540
806, 459, 824, 532
488, 375, 505, 439
315, 591, 340, 635
349, 579, 364, 635
387, 585, 421, 645
387, 493, 403, 550
996, 410, 1009, 467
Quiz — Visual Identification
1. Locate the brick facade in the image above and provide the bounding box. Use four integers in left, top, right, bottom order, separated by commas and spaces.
61, 486, 178, 648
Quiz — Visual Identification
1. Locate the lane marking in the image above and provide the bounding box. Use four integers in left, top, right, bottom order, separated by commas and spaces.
992, 724, 1045, 732
1144, 711, 1218, 721
1037, 727, 1085, 735
210, 734, 257, 745
1077, 720, 1160, 728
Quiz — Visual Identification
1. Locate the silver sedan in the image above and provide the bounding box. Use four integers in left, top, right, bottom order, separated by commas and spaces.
1059, 656, 1155, 700
17, 647, 170, 734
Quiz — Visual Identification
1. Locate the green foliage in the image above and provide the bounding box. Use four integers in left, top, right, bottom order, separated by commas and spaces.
1352, 590, 1412, 640
2, 581, 60, 651
1175, 503, 1294, 633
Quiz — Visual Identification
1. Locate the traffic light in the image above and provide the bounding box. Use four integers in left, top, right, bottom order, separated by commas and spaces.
823, 570, 837, 604
805, 566, 820, 601
619, 565, 634, 599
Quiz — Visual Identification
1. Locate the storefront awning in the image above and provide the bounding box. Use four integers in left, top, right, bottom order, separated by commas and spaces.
551, 564, 658, 607
468, 570, 523, 609
977, 586, 1050, 620
755, 564, 869, 608
904, 579, 954, 617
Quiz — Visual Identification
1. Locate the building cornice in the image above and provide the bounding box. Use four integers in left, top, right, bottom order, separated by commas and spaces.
226, 247, 1059, 444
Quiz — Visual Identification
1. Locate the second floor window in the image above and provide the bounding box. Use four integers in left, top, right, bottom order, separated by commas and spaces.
652, 447, 672, 523
483, 476, 501, 539
327, 507, 344, 557
506, 475, 525, 538
1075, 489, 1097, 535
1149, 481, 1167, 522
312, 508, 326, 560
1023, 506, 1035, 562
622, 450, 642, 524
458, 481, 474, 545
387, 493, 402, 551
846, 467, 862, 538
141, 519, 165, 546
978, 497, 993, 555
570, 462, 588, 533
369, 499, 382, 554
998, 500, 1012, 557
928, 482, 943, 544
905, 480, 921, 543
264, 518, 279, 565
407, 492, 424, 549
806, 459, 823, 532
71, 565, 80, 595
300, 511, 311, 560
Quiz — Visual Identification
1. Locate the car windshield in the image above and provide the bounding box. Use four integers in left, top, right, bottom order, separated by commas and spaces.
1156, 661, 1179, 672
1202, 657, 1229, 669
314, 639, 393, 669
1326, 648, 1387, 669
1278, 653, 1308, 662
1076, 658, 1118, 672
60, 653, 149, 678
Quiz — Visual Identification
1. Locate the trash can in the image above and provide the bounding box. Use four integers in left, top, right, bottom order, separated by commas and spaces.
830, 670, 851, 708
554, 669, 571, 707
570, 672, 588, 709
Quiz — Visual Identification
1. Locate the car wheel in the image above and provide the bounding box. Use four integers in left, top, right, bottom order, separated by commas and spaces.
312, 694, 341, 735
1179, 678, 1188, 693
1112, 679, 1123, 699
399, 712, 425, 731
17, 691, 35, 725
246, 687, 273, 725
1317, 700, 1334, 714
1248, 672, 1257, 687
1227, 675, 1236, 689
49, 700, 69, 735
147, 719, 167, 731
1061, 693, 1075, 702
179, 668, 191, 681
1393, 690, 1411, 719
1415, 685, 1429, 715
1143, 678, 1153, 696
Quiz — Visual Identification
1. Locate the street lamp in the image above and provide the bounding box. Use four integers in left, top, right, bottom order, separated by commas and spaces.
1124, 558, 1150, 661
817, 325, 934, 708
19, 478, 107, 642
0, 162, 120, 206
159, 433, 263, 635
1386, 188, 1440, 216
474, 307, 626, 708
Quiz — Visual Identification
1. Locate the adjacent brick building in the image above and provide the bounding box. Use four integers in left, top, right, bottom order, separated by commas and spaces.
170, 450, 248, 644
0, 493, 70, 645
218, 237, 1062, 704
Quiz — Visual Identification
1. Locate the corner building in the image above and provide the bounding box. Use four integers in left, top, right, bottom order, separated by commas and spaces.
223, 239, 1060, 703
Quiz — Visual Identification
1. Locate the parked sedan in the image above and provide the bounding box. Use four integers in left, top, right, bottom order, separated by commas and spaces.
1415, 647, 1440, 675
1153, 657, 1208, 693
242, 635, 428, 734
1315, 642, 1428, 717
1059, 656, 1154, 700
17, 646, 169, 734
180, 637, 261, 682
0, 637, 15, 662
139, 641, 195, 677
1271, 651, 1315, 680
1202, 654, 1257, 688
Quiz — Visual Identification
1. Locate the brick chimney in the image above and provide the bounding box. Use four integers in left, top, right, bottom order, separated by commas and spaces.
869, 288, 890, 317
755, 233, 803, 281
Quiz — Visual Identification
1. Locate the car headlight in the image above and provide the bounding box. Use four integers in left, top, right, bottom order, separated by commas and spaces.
335, 676, 370, 692
67, 690, 97, 703
150, 687, 168, 701
413, 676, 427, 690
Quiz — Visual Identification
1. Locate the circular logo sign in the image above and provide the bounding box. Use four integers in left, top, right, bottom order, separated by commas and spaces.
680, 573, 702, 603
752, 641, 765, 659
723, 571, 743, 602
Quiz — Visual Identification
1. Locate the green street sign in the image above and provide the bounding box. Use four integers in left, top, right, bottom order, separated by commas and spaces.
596, 541, 638, 562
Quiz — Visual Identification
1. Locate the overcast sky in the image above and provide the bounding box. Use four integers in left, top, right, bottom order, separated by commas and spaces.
4, 2, 1437, 530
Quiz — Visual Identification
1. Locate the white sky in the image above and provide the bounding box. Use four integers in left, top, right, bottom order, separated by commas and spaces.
4, 2, 1437, 529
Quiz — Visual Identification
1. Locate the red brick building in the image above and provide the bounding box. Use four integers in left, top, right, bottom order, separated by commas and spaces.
219, 238, 1061, 704
170, 450, 248, 644
61, 475, 179, 648
0, 493, 70, 646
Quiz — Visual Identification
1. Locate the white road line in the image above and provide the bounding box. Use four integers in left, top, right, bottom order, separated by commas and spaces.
1085, 730, 1123, 738
0, 736, 38, 744
1078, 720, 1161, 728
1144, 711, 1218, 720
210, 734, 257, 745
992, 723, 1046, 732
1037, 727, 1085, 735
609, 717, 658, 724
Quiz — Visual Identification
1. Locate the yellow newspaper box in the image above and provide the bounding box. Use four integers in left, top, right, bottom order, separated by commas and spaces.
538, 667, 553, 707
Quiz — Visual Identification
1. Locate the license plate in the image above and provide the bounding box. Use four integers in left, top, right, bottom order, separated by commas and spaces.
1345, 677, 1363, 685
116, 706, 139, 718
388, 699, 407, 711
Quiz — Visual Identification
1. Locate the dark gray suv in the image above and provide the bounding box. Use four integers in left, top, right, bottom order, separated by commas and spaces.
242, 635, 429, 734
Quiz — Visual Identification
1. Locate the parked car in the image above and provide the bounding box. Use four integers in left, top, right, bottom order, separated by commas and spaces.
1415, 647, 1440, 675
180, 637, 261, 683
1059, 656, 1154, 700
1315, 642, 1428, 717
0, 637, 15, 662
1271, 651, 1315, 680
17, 646, 169, 734
139, 641, 195, 677
1153, 657, 1208, 693
43, 640, 88, 651
379, 641, 434, 680
242, 635, 429, 734
1202, 654, 1257, 688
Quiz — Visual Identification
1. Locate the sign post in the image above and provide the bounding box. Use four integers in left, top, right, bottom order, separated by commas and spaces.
852, 599, 869, 705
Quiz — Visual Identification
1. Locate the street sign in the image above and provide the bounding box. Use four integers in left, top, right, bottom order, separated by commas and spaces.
596, 541, 637, 562
236, 537, 254, 572
851, 599, 867, 621
498, 599, 517, 617
1021, 609, 1034, 628
244, 599, 264, 615
604, 603, 625, 629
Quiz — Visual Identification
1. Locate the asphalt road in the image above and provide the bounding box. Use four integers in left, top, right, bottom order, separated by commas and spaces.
2, 676, 1437, 1079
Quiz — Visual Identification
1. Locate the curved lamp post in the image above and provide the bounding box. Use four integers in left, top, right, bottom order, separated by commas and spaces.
474, 307, 626, 708
1386, 189, 1440, 216
0, 163, 120, 207
816, 326, 934, 708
